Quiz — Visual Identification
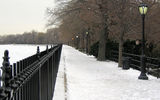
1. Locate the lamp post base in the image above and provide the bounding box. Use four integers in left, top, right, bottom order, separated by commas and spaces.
138, 73, 148, 80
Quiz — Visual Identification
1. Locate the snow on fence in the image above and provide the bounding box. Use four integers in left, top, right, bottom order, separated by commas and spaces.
110, 50, 160, 78
0, 44, 62, 100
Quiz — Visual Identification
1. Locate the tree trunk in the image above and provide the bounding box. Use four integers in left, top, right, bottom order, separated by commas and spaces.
118, 39, 123, 67
118, 31, 124, 67
97, 3, 109, 61
82, 36, 85, 50
88, 34, 91, 53
80, 33, 85, 51
98, 29, 106, 61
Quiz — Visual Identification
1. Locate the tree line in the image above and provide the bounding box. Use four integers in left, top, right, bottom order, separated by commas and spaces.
46, 0, 160, 67
0, 28, 60, 44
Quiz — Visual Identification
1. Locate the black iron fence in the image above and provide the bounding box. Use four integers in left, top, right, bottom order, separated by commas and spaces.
110, 50, 160, 78
0, 44, 62, 100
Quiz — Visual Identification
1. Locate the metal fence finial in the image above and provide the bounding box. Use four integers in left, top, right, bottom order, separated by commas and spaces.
2, 50, 11, 87
46, 45, 49, 54
0, 50, 11, 99
37, 46, 40, 61
37, 46, 40, 54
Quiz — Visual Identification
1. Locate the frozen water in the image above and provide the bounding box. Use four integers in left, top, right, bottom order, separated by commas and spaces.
0, 44, 46, 65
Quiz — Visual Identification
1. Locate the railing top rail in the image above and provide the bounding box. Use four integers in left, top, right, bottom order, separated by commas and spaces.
111, 50, 159, 60
123, 52, 141, 58
146, 56, 160, 61
110, 49, 160, 78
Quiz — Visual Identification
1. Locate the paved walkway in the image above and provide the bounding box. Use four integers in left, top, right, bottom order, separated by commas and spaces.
53, 45, 160, 100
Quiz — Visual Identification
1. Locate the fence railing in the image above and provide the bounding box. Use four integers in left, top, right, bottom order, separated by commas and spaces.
110, 50, 160, 78
0, 44, 62, 100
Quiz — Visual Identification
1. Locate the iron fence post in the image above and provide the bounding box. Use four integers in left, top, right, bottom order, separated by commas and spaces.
37, 46, 42, 100
0, 50, 13, 100
46, 45, 50, 100
0, 44, 62, 100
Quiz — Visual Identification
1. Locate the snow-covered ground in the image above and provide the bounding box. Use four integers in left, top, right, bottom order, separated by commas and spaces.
0, 44, 46, 64
53, 45, 160, 100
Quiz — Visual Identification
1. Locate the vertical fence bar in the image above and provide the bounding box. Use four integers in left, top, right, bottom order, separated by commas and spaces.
0, 44, 62, 100
13, 63, 18, 100
53, 52, 56, 92
37, 46, 42, 100
23, 59, 26, 100
30, 74, 33, 100
26, 59, 28, 100
20, 60, 23, 100
0, 61, 8, 100
52, 53, 55, 95
16, 61, 20, 100
29, 76, 31, 100
46, 45, 50, 100
49, 55, 51, 98
49, 55, 53, 98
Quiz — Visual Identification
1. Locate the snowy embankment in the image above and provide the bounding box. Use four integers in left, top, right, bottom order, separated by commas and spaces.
53, 45, 160, 100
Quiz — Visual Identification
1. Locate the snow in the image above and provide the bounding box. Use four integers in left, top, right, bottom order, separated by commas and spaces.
53, 45, 160, 100
0, 44, 47, 87
0, 44, 46, 65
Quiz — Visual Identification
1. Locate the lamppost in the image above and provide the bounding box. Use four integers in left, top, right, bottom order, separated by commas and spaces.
86, 32, 89, 53
138, 4, 148, 80
76, 36, 79, 49
72, 37, 74, 47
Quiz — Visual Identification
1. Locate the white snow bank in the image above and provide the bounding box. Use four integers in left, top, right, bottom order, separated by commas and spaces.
53, 45, 160, 100
53, 47, 66, 100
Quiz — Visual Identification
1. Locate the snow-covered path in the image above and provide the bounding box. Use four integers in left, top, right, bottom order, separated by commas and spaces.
53, 45, 160, 100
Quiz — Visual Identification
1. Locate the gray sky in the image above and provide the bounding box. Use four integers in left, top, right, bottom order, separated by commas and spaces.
0, 0, 55, 35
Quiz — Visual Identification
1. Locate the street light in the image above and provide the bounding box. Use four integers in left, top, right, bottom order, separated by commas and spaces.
76, 36, 79, 38
138, 4, 148, 80
86, 32, 89, 53
76, 36, 79, 49
71, 38, 74, 46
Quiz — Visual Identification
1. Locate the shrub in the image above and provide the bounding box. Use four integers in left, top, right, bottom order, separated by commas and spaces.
151, 44, 160, 58
89, 41, 99, 57
89, 39, 159, 58
89, 39, 118, 58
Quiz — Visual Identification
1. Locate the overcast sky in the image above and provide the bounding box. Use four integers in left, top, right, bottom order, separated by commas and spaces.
0, 0, 55, 35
